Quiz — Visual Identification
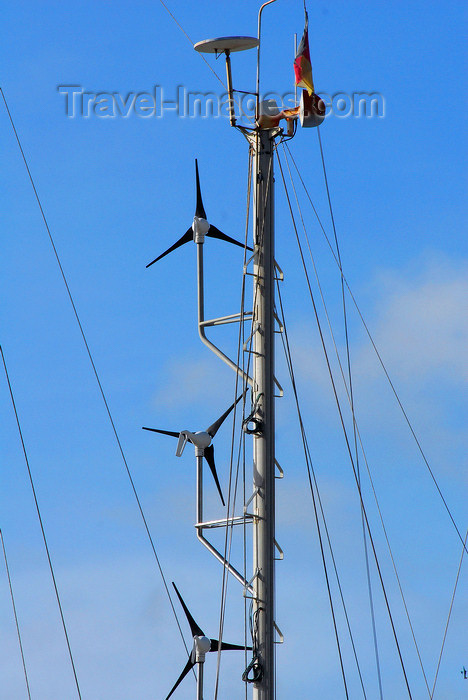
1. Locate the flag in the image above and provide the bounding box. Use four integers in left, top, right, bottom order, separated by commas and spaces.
294, 10, 314, 96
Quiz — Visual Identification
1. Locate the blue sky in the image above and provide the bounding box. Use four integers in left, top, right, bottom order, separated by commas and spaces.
0, 1, 466, 698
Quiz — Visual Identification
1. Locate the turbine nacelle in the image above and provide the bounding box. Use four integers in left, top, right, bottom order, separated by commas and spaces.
192, 635, 212, 662
192, 215, 210, 243
176, 430, 212, 457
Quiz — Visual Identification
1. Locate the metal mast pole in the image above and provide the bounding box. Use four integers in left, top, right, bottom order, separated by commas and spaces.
197, 662, 204, 700
252, 127, 276, 700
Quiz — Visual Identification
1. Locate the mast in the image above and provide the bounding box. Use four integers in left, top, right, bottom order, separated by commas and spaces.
251, 127, 276, 699
190, 12, 324, 698
193, 25, 281, 700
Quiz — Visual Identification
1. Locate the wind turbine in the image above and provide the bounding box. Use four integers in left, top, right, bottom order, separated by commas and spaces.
146, 159, 251, 268
165, 582, 250, 699
143, 394, 244, 506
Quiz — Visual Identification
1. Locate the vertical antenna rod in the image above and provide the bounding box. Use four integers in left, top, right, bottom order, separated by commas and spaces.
251, 127, 276, 700
224, 49, 237, 127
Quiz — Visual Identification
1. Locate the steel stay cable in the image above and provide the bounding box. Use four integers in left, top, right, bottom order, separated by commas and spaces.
430, 528, 468, 699
0, 87, 192, 662
0, 528, 32, 699
281, 143, 432, 695
277, 150, 414, 698
287, 131, 460, 694
155, 0, 255, 126
215, 137, 276, 694
156, 0, 225, 89
284, 141, 466, 557
215, 254, 258, 696
283, 140, 385, 697
271, 146, 351, 698
214, 144, 274, 693
284, 138, 464, 691
275, 282, 367, 698
214, 397, 248, 697
242, 424, 249, 700
278, 148, 413, 696
214, 147, 254, 698
242, 149, 253, 700
318, 125, 387, 699
1, 346, 82, 699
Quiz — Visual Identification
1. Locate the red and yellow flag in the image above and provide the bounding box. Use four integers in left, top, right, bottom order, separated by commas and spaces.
294, 10, 314, 96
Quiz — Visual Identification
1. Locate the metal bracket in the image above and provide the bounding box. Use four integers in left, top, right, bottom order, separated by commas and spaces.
274, 539, 284, 561
195, 515, 253, 529
274, 622, 284, 644
243, 321, 261, 352
243, 249, 256, 274
275, 459, 284, 479
244, 487, 260, 517
199, 311, 252, 328
196, 529, 254, 594
273, 310, 284, 333
197, 242, 253, 387
274, 376, 284, 398
274, 260, 284, 281
243, 568, 261, 599
244, 254, 283, 280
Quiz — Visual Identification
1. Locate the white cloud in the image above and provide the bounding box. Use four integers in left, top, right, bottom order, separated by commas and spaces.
285, 256, 468, 422
356, 257, 468, 383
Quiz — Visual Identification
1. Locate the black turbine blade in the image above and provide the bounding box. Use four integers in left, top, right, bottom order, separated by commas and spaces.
209, 638, 252, 652
206, 393, 245, 438
206, 225, 253, 252
195, 159, 207, 219
165, 656, 195, 700
142, 427, 179, 438
203, 444, 225, 507
146, 228, 192, 268
172, 582, 205, 638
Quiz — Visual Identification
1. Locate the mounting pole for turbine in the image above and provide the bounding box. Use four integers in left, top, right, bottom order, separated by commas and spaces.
197, 658, 204, 700
251, 126, 276, 700
193, 28, 277, 699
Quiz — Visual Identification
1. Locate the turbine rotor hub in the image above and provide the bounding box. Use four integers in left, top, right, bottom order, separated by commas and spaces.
192, 216, 210, 243
194, 635, 212, 661
191, 431, 212, 449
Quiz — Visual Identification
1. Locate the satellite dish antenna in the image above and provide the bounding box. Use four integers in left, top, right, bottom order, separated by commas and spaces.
194, 36, 259, 54
194, 36, 259, 126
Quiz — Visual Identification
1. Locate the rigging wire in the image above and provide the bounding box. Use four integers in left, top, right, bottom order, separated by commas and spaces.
215, 136, 280, 695
155, 0, 225, 89
317, 127, 383, 696
242, 150, 254, 700
212, 149, 249, 695
430, 528, 468, 699
281, 143, 432, 696
276, 150, 414, 698
272, 148, 351, 698
1, 346, 82, 699
0, 528, 32, 700
284, 143, 467, 557
0, 87, 191, 662
214, 145, 266, 697
242, 419, 249, 700
275, 281, 367, 698
240, 135, 280, 691
290, 133, 385, 697
155, 0, 255, 126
